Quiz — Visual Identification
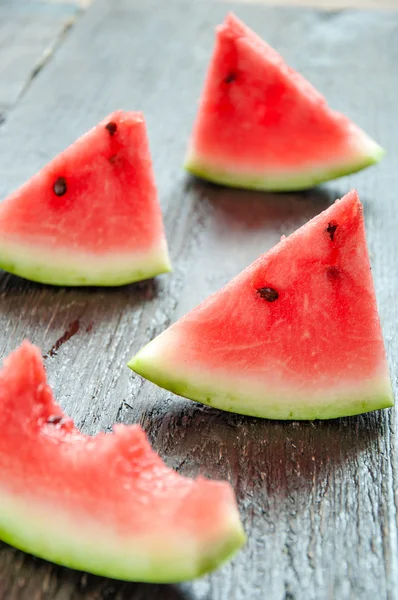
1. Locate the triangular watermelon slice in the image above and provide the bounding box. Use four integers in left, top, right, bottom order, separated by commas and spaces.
0, 111, 171, 286
129, 190, 393, 420
185, 14, 384, 191
0, 342, 245, 581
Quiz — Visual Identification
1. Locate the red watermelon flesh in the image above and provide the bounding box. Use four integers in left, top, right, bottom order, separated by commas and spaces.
0, 111, 171, 286
130, 190, 394, 420
0, 342, 245, 581
185, 14, 384, 191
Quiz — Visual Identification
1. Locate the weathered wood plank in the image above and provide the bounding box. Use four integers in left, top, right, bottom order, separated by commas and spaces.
0, 1, 397, 599
43, 0, 92, 6
228, 0, 398, 10
0, 2, 80, 113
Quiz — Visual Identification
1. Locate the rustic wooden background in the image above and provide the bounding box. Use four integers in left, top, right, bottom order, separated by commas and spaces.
234, 0, 398, 8
0, 0, 398, 599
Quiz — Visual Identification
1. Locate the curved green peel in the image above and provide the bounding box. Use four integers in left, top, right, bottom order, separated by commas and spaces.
184, 142, 384, 192
0, 240, 172, 286
129, 341, 394, 421
0, 490, 245, 582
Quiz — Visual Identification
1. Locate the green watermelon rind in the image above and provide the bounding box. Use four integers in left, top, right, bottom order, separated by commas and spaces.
184, 141, 385, 192
0, 489, 246, 582
129, 347, 394, 421
0, 239, 172, 286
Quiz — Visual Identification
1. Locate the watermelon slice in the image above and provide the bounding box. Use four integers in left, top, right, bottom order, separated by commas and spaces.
129, 190, 394, 420
185, 14, 384, 191
0, 342, 245, 581
0, 111, 171, 286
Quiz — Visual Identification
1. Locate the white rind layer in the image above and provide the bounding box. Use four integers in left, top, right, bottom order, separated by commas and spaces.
0, 236, 172, 286
185, 128, 384, 192
130, 330, 394, 420
0, 483, 245, 582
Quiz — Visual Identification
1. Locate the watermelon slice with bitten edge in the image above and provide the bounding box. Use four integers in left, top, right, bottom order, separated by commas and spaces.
0, 111, 171, 286
185, 14, 384, 191
0, 341, 245, 581
129, 190, 394, 420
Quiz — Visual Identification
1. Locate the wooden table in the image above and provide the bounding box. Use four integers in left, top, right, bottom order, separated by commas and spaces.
0, 0, 397, 599
235, 0, 398, 8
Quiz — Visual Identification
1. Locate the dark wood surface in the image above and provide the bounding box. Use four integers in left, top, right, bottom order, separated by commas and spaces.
236, 0, 398, 9
0, 1, 80, 117
0, 1, 397, 598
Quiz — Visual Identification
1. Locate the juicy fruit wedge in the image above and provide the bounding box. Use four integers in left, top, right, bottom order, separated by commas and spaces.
0, 111, 171, 286
185, 13, 384, 191
0, 342, 245, 582
130, 191, 394, 420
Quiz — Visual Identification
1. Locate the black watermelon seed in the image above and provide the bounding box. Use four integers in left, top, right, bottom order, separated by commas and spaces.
257, 287, 279, 302
326, 222, 338, 241
47, 415, 63, 425
53, 177, 67, 196
108, 154, 117, 164
105, 121, 117, 136
224, 72, 237, 84
327, 266, 340, 280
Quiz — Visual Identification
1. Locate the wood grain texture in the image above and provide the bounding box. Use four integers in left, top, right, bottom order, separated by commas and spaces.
229, 0, 398, 10
0, 1, 80, 113
0, 0, 397, 598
